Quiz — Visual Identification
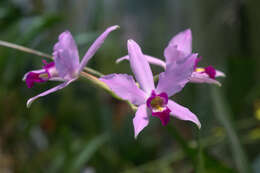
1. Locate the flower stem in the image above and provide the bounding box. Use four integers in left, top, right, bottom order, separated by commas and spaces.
0, 40, 52, 58
83, 67, 104, 77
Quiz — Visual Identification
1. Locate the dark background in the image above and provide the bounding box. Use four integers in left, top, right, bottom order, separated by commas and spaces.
0, 0, 259, 172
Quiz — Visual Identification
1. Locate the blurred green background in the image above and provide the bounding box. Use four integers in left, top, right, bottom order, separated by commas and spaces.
0, 0, 259, 172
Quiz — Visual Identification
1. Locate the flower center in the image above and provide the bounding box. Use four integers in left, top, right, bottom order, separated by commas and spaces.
146, 91, 171, 126
38, 73, 49, 79
150, 96, 165, 111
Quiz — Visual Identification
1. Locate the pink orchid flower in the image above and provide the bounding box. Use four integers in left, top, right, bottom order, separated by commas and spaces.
100, 40, 201, 138
23, 25, 119, 107
116, 29, 225, 86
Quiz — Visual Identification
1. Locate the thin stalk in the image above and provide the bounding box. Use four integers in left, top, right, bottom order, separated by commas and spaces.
153, 74, 159, 83
196, 131, 206, 173
211, 87, 252, 173
0, 40, 53, 59
83, 67, 104, 77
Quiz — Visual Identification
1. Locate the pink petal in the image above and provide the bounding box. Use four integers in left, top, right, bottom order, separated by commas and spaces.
156, 53, 197, 97
26, 80, 75, 108
164, 44, 187, 64
166, 28, 192, 56
100, 74, 147, 105
190, 72, 221, 86
127, 40, 155, 94
168, 100, 201, 128
133, 104, 149, 138
116, 55, 166, 69
53, 31, 80, 79
78, 25, 119, 72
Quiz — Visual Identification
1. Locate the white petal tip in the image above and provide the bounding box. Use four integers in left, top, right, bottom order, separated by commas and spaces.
115, 56, 128, 64
215, 82, 222, 87
110, 25, 120, 30
134, 131, 141, 139
184, 28, 192, 34
127, 39, 135, 44
26, 99, 33, 108
115, 59, 121, 64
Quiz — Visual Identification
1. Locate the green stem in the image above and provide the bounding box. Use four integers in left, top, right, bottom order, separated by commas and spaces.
211, 87, 252, 173
0, 40, 53, 59
83, 67, 104, 77
153, 74, 159, 83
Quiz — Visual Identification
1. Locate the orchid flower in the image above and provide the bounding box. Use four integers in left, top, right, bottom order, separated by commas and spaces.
100, 40, 201, 138
116, 29, 225, 86
23, 25, 119, 107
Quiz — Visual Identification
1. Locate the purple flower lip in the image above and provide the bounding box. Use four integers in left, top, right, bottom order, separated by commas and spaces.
204, 66, 216, 79
195, 65, 216, 79
43, 60, 55, 69
25, 61, 56, 88
193, 57, 216, 79
146, 90, 171, 126
152, 108, 171, 126
25, 72, 47, 88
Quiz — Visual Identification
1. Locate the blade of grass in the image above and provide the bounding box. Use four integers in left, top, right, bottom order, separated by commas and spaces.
211, 87, 252, 173
68, 134, 109, 173
196, 132, 206, 173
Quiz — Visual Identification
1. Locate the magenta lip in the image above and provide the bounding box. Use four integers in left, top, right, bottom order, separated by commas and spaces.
151, 108, 171, 126
43, 60, 55, 69
194, 57, 216, 79
204, 66, 216, 79
146, 90, 171, 126
25, 61, 55, 88
25, 72, 46, 88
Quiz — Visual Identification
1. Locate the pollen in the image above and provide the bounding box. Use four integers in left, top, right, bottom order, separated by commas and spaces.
195, 67, 205, 73
39, 73, 49, 79
150, 96, 164, 110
